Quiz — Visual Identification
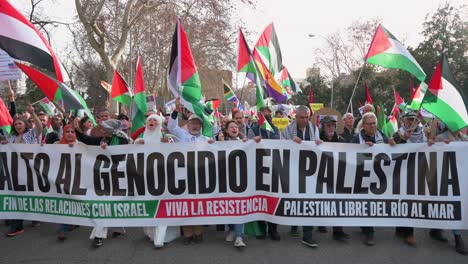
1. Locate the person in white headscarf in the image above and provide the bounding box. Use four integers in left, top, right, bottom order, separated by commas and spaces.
135, 114, 180, 248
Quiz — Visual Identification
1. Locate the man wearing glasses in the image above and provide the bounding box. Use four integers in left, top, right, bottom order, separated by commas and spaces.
351, 112, 389, 246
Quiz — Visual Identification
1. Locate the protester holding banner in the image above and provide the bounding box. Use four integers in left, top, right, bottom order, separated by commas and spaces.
247, 106, 281, 241
79, 116, 93, 136
218, 120, 248, 248
318, 116, 350, 241
167, 101, 214, 244
282, 105, 321, 247
1, 104, 43, 237
351, 112, 388, 246
136, 114, 180, 248
426, 121, 467, 254
340, 113, 356, 142
354, 104, 374, 132
74, 119, 130, 247
388, 111, 426, 246
55, 124, 80, 241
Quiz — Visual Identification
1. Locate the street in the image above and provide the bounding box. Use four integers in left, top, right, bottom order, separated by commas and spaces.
0, 222, 466, 264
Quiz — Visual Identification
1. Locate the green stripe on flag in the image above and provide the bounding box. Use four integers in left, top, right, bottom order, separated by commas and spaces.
113, 94, 132, 106
367, 53, 426, 82
423, 92, 468, 131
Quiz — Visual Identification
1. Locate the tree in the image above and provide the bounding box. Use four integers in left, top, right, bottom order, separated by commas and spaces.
412, 3, 468, 94
73, 0, 255, 111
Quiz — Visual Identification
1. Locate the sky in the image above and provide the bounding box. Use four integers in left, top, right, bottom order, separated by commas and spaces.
9, 0, 467, 80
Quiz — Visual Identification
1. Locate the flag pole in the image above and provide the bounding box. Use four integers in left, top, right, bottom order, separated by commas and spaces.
346, 62, 366, 113
237, 73, 248, 106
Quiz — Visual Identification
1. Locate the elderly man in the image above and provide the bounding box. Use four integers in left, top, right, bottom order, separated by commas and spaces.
318, 115, 351, 241
387, 111, 425, 247
167, 99, 214, 245
340, 113, 356, 142
75, 119, 131, 247
351, 112, 388, 246
282, 105, 321, 248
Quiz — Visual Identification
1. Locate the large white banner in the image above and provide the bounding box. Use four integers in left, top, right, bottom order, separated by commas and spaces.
0, 140, 466, 229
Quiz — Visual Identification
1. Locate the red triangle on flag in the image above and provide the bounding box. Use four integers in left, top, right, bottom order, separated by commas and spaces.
111, 70, 130, 98
365, 25, 392, 59
428, 61, 443, 91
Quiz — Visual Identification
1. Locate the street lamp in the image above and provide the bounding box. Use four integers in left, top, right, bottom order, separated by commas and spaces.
308, 34, 334, 109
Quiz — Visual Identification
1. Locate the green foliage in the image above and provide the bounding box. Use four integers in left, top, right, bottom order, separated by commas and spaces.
412, 2, 468, 93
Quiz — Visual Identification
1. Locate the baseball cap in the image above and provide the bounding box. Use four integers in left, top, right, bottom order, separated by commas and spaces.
188, 115, 203, 122
321, 115, 337, 124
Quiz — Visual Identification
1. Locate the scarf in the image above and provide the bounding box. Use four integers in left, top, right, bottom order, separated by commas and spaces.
359, 129, 384, 144
59, 124, 77, 144
399, 125, 426, 143
293, 122, 315, 141
143, 114, 164, 144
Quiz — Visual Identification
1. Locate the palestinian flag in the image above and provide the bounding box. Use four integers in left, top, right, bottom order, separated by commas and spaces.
391, 89, 405, 114
38, 97, 56, 116
365, 25, 426, 82
254, 23, 283, 75
258, 112, 273, 132
205, 99, 220, 111
0, 0, 63, 81
237, 28, 265, 109
131, 54, 147, 133
0, 96, 12, 135
167, 19, 212, 137
422, 56, 468, 131
365, 82, 373, 105
384, 113, 398, 137
407, 82, 428, 110
280, 66, 301, 93
111, 70, 132, 106
16, 62, 96, 125
223, 79, 238, 103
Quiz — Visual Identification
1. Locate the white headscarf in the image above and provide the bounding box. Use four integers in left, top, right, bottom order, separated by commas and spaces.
144, 114, 164, 143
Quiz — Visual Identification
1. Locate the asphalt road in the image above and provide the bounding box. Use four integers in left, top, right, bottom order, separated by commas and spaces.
0, 222, 466, 264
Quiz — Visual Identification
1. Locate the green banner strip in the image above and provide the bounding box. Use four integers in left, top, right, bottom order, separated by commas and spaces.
0, 194, 158, 219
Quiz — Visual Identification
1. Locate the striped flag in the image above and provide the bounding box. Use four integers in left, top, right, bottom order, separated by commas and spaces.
38, 97, 56, 116
111, 70, 132, 106
421, 56, 468, 131
223, 79, 238, 103
0, 1, 63, 81
167, 19, 212, 137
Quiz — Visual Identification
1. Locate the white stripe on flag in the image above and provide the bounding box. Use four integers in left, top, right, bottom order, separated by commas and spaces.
0, 13, 49, 53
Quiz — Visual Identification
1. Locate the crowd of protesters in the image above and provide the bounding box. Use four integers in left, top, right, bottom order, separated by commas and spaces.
1, 90, 467, 255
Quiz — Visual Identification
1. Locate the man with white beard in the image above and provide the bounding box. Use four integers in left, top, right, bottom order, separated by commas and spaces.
135, 114, 180, 248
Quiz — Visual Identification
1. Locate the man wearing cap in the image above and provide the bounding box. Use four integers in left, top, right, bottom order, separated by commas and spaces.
167, 99, 214, 244
318, 115, 351, 241
74, 119, 131, 248
351, 112, 388, 246
246, 106, 281, 241
282, 105, 322, 248
388, 110, 424, 247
